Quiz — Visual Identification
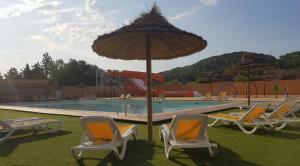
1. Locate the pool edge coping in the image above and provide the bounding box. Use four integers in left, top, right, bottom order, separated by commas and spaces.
0, 102, 245, 123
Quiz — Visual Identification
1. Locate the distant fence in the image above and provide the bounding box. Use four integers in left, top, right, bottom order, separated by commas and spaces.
0, 79, 50, 103
1, 79, 300, 103
62, 86, 119, 100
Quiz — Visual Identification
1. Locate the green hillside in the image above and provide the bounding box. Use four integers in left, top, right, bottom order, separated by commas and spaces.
162, 51, 300, 83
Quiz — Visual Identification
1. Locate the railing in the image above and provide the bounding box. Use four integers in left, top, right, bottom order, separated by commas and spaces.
117, 99, 130, 116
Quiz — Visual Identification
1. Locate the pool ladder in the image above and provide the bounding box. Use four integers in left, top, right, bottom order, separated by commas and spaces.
117, 100, 130, 116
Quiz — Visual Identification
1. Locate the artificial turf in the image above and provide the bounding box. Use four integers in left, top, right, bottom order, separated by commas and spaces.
0, 109, 299, 166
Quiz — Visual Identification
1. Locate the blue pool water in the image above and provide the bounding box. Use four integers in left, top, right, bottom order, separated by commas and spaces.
9, 99, 226, 114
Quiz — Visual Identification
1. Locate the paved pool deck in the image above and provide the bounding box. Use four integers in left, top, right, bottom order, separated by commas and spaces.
0, 101, 244, 123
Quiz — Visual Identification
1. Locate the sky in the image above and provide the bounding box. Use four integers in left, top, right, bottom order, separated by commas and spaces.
0, 0, 299, 74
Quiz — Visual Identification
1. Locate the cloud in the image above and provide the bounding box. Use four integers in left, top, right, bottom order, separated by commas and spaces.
30, 34, 69, 50
0, 0, 60, 19
200, 0, 220, 6
40, 0, 118, 48
0, 0, 138, 57
169, 6, 200, 21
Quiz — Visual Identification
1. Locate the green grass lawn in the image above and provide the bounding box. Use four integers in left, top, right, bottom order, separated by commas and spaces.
0, 109, 300, 166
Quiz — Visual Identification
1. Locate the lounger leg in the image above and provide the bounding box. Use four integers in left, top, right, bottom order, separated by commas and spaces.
112, 147, 121, 160
291, 113, 297, 119
235, 122, 259, 134
132, 126, 138, 141
71, 148, 84, 160
0, 129, 14, 143
115, 137, 129, 160
204, 133, 218, 157
166, 146, 173, 159
159, 126, 164, 141
208, 119, 220, 127
207, 143, 218, 157
42, 121, 63, 133
274, 122, 287, 130
262, 125, 273, 130
161, 129, 172, 159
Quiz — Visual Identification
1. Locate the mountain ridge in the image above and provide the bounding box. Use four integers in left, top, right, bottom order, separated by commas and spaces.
161, 51, 300, 82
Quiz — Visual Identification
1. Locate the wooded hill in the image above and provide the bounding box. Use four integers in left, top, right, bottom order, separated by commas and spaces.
162, 51, 300, 83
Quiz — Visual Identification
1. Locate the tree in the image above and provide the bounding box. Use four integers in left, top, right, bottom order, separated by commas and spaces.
55, 59, 98, 86
273, 84, 280, 98
5, 67, 22, 79
278, 51, 300, 69
51, 59, 64, 85
22, 63, 33, 79
31, 63, 46, 79
41, 52, 56, 79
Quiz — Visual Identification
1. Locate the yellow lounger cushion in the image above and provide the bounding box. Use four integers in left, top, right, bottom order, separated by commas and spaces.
269, 104, 289, 119
209, 113, 240, 121
175, 119, 202, 141
206, 93, 212, 97
164, 120, 203, 141
86, 122, 113, 141
242, 107, 266, 123
219, 92, 226, 97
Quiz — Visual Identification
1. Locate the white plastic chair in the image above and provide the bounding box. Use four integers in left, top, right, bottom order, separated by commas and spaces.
208, 105, 278, 134
160, 114, 218, 159
71, 116, 137, 160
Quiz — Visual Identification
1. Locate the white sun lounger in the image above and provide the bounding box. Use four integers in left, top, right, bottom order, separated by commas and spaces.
0, 117, 63, 143
265, 101, 300, 130
231, 101, 300, 130
71, 116, 138, 160
124, 94, 131, 100
160, 114, 218, 159
208, 105, 278, 134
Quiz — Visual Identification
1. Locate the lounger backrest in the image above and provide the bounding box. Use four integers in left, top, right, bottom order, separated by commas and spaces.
80, 116, 120, 142
269, 102, 294, 119
120, 94, 125, 99
206, 93, 212, 97
219, 91, 226, 98
170, 114, 207, 142
125, 94, 131, 99
240, 105, 267, 123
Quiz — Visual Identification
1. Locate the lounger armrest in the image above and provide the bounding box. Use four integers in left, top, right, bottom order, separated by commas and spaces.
80, 132, 89, 144
0, 120, 13, 132
121, 125, 136, 138
161, 125, 171, 137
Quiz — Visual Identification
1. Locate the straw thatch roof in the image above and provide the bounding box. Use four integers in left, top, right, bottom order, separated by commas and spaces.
92, 4, 207, 60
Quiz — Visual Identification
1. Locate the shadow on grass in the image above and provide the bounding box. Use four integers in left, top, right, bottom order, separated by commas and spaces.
169, 144, 259, 166
75, 140, 155, 166
74, 139, 260, 166
0, 130, 71, 157
216, 125, 300, 139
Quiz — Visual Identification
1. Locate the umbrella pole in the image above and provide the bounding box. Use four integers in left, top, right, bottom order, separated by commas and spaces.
210, 82, 213, 95
145, 35, 153, 144
247, 68, 251, 106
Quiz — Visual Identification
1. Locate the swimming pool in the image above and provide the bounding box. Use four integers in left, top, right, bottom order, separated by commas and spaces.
9, 99, 226, 114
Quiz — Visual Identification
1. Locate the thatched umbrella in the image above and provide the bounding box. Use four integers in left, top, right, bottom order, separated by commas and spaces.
233, 53, 272, 106
92, 4, 207, 143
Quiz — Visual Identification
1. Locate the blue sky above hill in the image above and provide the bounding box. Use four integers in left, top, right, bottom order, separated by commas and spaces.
0, 0, 299, 73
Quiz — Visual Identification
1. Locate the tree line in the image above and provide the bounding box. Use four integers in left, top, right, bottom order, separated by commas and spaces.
0, 53, 100, 86
1, 51, 299, 85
